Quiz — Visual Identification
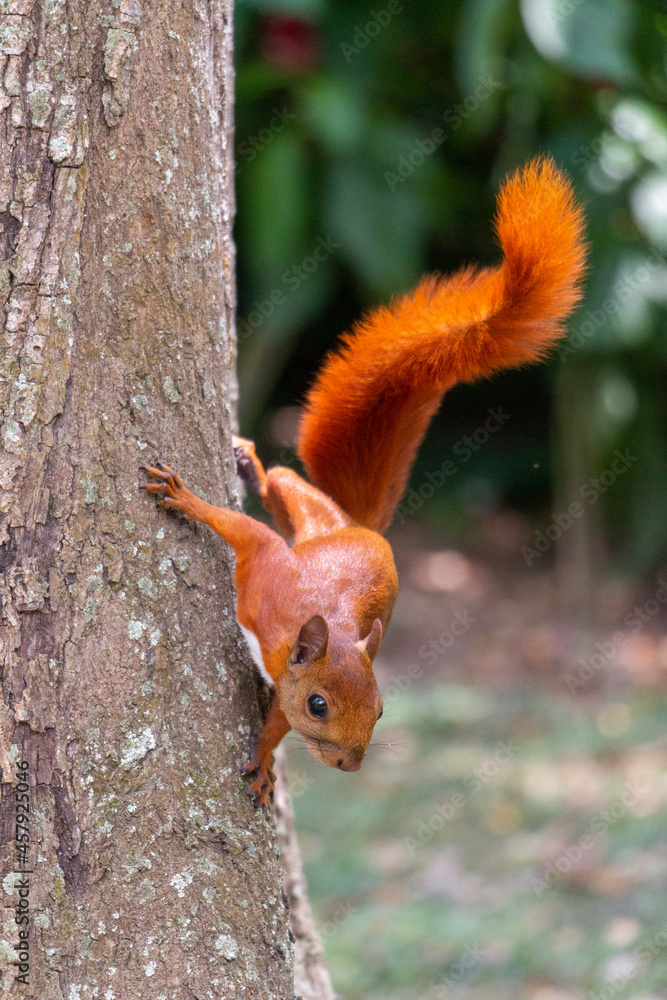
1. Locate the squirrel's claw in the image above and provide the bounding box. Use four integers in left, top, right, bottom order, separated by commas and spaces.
246, 775, 274, 811
140, 463, 181, 485
140, 464, 193, 519
241, 755, 276, 810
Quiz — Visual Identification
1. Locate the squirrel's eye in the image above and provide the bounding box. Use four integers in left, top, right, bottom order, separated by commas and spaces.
307, 694, 328, 718
378, 708, 383, 719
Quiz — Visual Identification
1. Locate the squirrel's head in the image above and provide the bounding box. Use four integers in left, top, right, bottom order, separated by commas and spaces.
280, 615, 384, 772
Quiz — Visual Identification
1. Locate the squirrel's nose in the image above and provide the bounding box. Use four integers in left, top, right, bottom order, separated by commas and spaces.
338, 758, 361, 772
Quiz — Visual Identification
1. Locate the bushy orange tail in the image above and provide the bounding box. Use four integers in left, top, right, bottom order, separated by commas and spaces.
297, 157, 587, 532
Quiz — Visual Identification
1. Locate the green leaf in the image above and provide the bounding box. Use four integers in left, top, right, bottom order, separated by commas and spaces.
238, 260, 335, 424
455, 0, 514, 95
324, 157, 424, 298
235, 60, 290, 101
239, 128, 310, 287
297, 75, 367, 154
520, 0, 638, 85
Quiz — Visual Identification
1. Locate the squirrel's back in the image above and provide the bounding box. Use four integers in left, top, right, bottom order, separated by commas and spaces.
297, 157, 587, 532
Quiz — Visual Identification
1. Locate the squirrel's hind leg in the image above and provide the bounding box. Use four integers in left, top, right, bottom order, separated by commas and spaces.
262, 466, 352, 543
233, 436, 267, 497
233, 436, 350, 542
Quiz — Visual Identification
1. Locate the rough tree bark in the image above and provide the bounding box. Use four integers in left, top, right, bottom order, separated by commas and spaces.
273, 749, 335, 1000
0, 2, 297, 997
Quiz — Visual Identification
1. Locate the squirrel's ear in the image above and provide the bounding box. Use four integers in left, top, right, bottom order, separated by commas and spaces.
356, 618, 382, 661
290, 615, 329, 666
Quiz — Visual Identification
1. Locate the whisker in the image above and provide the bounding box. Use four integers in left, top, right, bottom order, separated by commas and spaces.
368, 738, 411, 749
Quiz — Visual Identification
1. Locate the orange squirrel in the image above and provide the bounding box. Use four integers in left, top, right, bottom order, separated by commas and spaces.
142, 157, 586, 809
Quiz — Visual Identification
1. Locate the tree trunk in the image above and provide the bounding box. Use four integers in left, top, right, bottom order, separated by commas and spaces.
553, 360, 602, 621
0, 2, 296, 996
273, 748, 335, 1000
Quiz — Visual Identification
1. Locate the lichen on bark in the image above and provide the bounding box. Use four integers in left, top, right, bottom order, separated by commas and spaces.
0, 2, 295, 997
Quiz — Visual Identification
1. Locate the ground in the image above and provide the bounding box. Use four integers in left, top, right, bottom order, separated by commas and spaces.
289, 522, 667, 1000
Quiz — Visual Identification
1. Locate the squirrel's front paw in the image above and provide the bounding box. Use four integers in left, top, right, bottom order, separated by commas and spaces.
241, 757, 276, 811
140, 463, 196, 519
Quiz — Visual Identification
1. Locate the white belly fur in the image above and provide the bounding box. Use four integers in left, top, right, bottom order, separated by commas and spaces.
238, 621, 275, 688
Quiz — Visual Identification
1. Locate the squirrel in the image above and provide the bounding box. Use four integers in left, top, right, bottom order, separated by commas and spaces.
142, 157, 586, 809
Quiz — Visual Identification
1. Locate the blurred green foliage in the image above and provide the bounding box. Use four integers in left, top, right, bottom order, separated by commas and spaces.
234, 0, 667, 574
